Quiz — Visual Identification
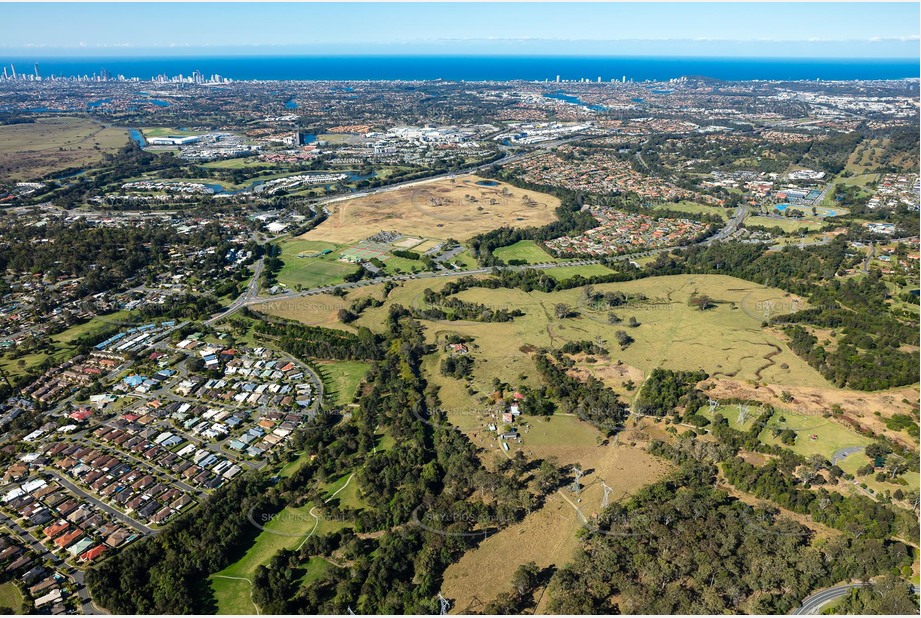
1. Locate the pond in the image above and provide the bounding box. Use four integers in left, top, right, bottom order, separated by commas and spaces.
544, 91, 607, 111
128, 129, 147, 147
475, 180, 499, 187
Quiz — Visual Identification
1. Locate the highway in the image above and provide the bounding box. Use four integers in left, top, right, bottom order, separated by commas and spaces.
792, 583, 920, 615
206, 257, 264, 325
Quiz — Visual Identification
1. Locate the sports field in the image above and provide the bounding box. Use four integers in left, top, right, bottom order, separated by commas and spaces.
493, 240, 560, 264
275, 238, 359, 289
543, 264, 617, 279
0, 581, 24, 614
201, 157, 266, 169
383, 255, 425, 275
653, 200, 730, 221
0, 116, 128, 180
746, 215, 824, 233
299, 175, 560, 244
315, 360, 371, 406
140, 127, 204, 138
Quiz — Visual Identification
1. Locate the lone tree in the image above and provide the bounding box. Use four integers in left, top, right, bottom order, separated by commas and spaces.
555, 303, 575, 319
511, 562, 541, 597
615, 330, 634, 350
689, 294, 715, 311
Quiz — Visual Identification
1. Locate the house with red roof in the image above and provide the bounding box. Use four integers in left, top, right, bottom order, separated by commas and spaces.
79, 544, 106, 562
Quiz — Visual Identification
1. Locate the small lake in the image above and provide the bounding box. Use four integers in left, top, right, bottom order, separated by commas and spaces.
53, 169, 86, 180
285, 99, 298, 109
475, 180, 499, 187
544, 91, 607, 111
128, 129, 146, 147
87, 99, 111, 108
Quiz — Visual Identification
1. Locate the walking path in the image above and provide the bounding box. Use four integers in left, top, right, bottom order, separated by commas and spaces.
211, 575, 260, 616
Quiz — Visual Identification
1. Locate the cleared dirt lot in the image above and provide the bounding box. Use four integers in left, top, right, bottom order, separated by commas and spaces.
0, 116, 128, 179
299, 175, 560, 243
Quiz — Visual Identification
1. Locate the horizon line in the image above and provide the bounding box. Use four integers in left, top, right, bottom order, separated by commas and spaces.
1, 52, 919, 60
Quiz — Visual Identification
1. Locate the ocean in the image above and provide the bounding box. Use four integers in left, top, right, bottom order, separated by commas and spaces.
4, 55, 919, 82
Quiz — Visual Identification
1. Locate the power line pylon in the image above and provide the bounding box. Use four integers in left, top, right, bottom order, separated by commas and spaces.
601, 481, 614, 509
571, 466, 583, 494
437, 594, 450, 615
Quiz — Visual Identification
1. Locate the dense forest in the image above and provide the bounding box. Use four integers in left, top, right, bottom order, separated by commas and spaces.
722, 457, 919, 541
0, 219, 250, 294
86, 473, 284, 613
547, 460, 913, 614
632, 367, 709, 416
533, 354, 628, 432
248, 312, 384, 361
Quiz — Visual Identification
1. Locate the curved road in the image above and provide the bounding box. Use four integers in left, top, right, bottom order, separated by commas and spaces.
793, 583, 920, 615
794, 583, 867, 614
831, 446, 865, 466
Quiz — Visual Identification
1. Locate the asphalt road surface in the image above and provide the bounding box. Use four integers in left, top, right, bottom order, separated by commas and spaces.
793, 583, 920, 615
831, 446, 865, 466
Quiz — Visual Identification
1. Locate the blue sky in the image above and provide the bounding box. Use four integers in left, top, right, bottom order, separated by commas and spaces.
2, 2, 919, 57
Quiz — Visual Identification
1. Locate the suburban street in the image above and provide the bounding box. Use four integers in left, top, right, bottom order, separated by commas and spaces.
0, 511, 99, 615
40, 471, 153, 535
